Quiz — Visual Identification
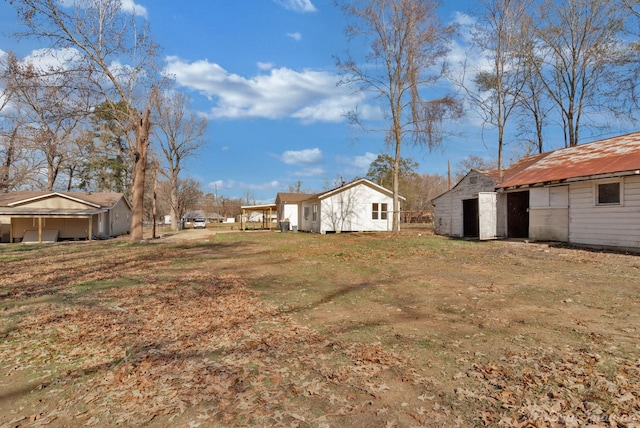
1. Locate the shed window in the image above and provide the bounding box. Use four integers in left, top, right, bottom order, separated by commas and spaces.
597, 182, 621, 205
312, 204, 318, 222
372, 203, 388, 220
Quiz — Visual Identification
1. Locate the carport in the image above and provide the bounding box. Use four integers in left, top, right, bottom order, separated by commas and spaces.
1, 208, 104, 243
240, 204, 277, 231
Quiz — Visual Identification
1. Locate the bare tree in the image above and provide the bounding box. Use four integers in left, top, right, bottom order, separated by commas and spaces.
3, 54, 89, 190
515, 13, 551, 155
151, 90, 207, 231
529, 0, 627, 147
11, 0, 161, 240
0, 56, 23, 190
453, 154, 497, 183
401, 172, 448, 222
325, 186, 358, 231
337, 0, 461, 233
460, 0, 532, 170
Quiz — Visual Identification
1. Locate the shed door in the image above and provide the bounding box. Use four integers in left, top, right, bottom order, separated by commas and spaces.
462, 198, 479, 238
507, 191, 530, 238
478, 192, 497, 240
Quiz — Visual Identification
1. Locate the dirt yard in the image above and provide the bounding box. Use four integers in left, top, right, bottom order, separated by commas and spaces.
1, 227, 639, 427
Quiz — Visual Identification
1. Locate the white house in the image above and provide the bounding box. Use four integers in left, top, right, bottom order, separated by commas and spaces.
278, 179, 403, 234
432, 132, 640, 251
0, 191, 131, 243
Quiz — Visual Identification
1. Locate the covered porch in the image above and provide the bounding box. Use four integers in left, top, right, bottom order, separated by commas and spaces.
1, 208, 106, 243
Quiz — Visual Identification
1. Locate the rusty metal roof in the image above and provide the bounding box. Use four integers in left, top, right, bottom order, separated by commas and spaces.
496, 133, 640, 189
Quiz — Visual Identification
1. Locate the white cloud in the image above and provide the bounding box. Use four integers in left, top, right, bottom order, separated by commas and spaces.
453, 11, 476, 29
164, 56, 369, 123
58, 0, 148, 18
294, 166, 325, 177
24, 47, 82, 70
336, 152, 378, 174
120, 0, 148, 17
257, 62, 274, 70
287, 32, 303, 41
274, 0, 317, 13
208, 179, 281, 192
281, 148, 322, 165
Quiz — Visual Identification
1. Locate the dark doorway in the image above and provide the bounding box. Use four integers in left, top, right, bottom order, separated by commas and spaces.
463, 198, 479, 238
507, 191, 529, 238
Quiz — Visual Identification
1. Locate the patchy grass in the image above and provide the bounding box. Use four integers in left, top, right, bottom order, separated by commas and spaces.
1, 229, 639, 427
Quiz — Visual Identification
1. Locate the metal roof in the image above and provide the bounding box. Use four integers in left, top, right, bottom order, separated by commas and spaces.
496, 133, 640, 189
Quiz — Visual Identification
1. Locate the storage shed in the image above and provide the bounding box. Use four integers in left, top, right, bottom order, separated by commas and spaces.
432, 132, 640, 251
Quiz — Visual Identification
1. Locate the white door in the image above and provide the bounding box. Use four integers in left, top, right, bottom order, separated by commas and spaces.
478, 192, 497, 240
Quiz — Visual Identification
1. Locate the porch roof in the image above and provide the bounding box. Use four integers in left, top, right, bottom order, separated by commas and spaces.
0, 207, 106, 217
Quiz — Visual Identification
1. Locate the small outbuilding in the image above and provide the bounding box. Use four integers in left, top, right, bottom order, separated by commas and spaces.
277, 178, 403, 234
432, 132, 640, 251
0, 191, 131, 243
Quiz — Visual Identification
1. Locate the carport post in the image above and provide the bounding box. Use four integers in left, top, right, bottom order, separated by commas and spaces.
38, 217, 42, 244
88, 217, 92, 240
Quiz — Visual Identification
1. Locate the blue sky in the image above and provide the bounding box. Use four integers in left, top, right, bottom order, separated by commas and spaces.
0, 0, 633, 202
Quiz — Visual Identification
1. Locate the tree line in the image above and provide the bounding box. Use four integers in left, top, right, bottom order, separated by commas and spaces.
2, 0, 639, 238
337, 0, 640, 232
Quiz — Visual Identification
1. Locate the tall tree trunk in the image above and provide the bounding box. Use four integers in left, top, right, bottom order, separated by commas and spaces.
152, 163, 159, 239
392, 117, 402, 233
170, 176, 179, 231
130, 109, 151, 241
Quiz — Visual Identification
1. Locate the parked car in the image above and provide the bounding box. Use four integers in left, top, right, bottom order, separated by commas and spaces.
193, 218, 207, 229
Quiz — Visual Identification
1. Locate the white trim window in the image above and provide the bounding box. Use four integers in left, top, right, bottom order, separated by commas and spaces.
372, 203, 388, 220
312, 204, 318, 222
595, 180, 623, 206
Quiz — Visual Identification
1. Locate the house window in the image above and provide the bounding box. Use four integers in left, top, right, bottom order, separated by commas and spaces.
303, 207, 309, 220
372, 203, 388, 220
312, 204, 318, 222
597, 181, 621, 205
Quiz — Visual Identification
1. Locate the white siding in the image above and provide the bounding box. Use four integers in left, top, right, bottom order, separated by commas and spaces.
320, 183, 394, 233
478, 192, 497, 240
284, 204, 299, 228
568, 176, 640, 249
432, 171, 498, 237
529, 186, 569, 242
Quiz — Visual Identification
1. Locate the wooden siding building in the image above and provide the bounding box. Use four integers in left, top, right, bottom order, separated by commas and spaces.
0, 192, 131, 243
432, 132, 640, 251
